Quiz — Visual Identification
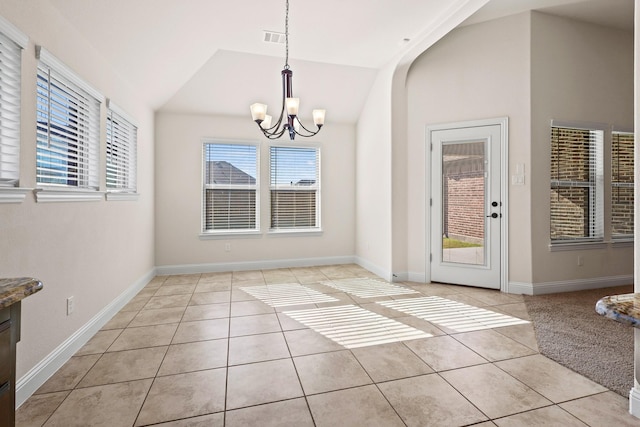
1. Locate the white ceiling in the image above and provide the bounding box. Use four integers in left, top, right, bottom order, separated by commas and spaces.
47, 0, 633, 124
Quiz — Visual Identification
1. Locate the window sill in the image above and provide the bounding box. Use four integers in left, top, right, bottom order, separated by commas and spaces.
199, 231, 262, 240
549, 241, 608, 251
35, 188, 103, 203
106, 192, 139, 201
268, 228, 323, 237
0, 187, 32, 203
611, 239, 634, 248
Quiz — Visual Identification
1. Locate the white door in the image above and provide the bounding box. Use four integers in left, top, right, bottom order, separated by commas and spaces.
430, 124, 502, 289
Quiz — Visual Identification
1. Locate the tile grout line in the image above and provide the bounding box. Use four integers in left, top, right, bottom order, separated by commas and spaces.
271, 278, 319, 427
132, 274, 198, 426
222, 277, 233, 427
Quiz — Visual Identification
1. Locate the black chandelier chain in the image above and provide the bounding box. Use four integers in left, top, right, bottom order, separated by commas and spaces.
284, 0, 289, 70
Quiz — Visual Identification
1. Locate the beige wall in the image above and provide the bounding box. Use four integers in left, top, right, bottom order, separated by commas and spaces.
530, 12, 634, 286
403, 11, 633, 291
405, 13, 533, 285
354, 66, 394, 279
0, 0, 155, 380
154, 113, 356, 269
633, 0, 640, 407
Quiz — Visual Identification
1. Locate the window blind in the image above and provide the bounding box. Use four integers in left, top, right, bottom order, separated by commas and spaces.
107, 103, 137, 192
270, 146, 320, 230
550, 126, 603, 241
203, 142, 258, 231
0, 32, 22, 187
36, 48, 100, 189
611, 131, 634, 239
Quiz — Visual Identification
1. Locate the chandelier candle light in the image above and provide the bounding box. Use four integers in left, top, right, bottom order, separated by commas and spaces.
250, 0, 325, 140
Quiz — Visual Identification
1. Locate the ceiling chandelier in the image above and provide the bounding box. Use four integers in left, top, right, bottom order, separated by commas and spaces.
249, 0, 325, 140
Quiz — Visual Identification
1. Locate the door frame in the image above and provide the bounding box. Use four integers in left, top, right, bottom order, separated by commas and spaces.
425, 117, 509, 293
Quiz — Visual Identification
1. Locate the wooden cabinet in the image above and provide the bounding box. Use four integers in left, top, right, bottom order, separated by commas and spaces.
0, 278, 41, 427
0, 303, 19, 427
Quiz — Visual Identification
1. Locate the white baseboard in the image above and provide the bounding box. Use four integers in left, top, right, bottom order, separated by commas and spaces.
629, 387, 640, 418
15, 268, 156, 408
353, 256, 391, 282
391, 272, 409, 282
407, 272, 427, 283
508, 275, 633, 295
506, 281, 535, 295
156, 256, 356, 276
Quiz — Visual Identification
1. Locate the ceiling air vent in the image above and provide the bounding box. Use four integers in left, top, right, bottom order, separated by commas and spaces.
263, 31, 286, 44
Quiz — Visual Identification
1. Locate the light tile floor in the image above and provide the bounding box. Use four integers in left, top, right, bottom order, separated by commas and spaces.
16, 264, 640, 426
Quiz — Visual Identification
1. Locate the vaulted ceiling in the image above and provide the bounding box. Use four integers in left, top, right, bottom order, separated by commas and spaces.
48, 0, 633, 124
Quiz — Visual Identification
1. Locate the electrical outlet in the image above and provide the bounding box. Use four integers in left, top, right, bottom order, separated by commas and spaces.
66, 296, 74, 315
577, 256, 584, 266
225, 243, 231, 252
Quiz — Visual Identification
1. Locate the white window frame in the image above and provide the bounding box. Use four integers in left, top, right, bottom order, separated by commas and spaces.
269, 143, 321, 235
0, 16, 29, 203
550, 121, 605, 247
106, 99, 138, 201
35, 46, 104, 203
200, 139, 260, 238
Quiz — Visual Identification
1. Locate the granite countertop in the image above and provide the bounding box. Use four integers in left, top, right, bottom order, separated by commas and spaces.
0, 278, 43, 309
595, 293, 640, 327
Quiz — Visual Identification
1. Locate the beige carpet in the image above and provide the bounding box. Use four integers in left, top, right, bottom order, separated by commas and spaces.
523, 285, 634, 397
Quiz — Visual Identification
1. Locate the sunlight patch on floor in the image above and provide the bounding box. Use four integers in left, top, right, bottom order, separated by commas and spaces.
378, 296, 529, 333
321, 278, 420, 299
239, 283, 339, 307
283, 304, 431, 348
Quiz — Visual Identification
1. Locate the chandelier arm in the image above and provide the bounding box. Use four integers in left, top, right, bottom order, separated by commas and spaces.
259, 68, 289, 134
292, 130, 320, 138
294, 119, 322, 135
259, 122, 287, 139
290, 120, 320, 138
259, 81, 287, 134
256, 122, 287, 139
262, 107, 286, 133
262, 125, 289, 139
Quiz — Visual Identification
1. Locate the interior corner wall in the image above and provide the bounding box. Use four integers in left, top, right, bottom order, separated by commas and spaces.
354, 65, 395, 280
635, 0, 640, 295
0, 0, 155, 383
153, 113, 355, 270
633, 0, 640, 410
530, 12, 634, 288
390, 64, 411, 282
405, 12, 533, 285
